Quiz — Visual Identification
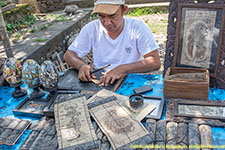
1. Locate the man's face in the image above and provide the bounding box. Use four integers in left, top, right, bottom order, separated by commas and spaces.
98, 7, 124, 33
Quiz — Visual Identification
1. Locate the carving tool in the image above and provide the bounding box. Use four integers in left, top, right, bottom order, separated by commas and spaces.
90, 64, 111, 75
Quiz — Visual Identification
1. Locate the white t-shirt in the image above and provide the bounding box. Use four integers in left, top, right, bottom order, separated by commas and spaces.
68, 17, 159, 69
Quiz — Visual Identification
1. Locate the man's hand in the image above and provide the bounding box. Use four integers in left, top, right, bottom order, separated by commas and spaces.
78, 63, 93, 82
101, 65, 125, 86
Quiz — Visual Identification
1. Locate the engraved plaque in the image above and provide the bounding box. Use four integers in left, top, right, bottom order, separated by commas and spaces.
54, 95, 100, 150
88, 89, 156, 121
89, 98, 151, 149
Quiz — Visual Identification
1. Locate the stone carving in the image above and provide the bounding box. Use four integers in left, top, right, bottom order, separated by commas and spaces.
199, 125, 213, 150
177, 123, 188, 149
188, 123, 200, 150
0, 117, 30, 146
54, 94, 100, 150
87, 89, 156, 121
89, 98, 152, 149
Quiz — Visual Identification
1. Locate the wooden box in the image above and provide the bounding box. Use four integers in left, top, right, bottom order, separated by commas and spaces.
164, 67, 209, 99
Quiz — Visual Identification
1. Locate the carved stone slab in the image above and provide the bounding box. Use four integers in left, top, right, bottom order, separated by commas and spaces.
87, 89, 156, 121
89, 97, 151, 150
177, 123, 188, 149
54, 94, 100, 150
0, 117, 30, 146
20, 117, 57, 150
145, 119, 156, 145
166, 122, 178, 150
155, 120, 166, 150
58, 69, 126, 91
188, 123, 200, 150
199, 125, 213, 150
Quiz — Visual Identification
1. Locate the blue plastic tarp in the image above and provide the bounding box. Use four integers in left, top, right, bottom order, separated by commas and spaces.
0, 74, 224, 149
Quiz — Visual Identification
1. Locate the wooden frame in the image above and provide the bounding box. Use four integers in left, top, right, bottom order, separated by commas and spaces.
164, 0, 225, 89
143, 95, 165, 120
174, 3, 224, 72
13, 97, 48, 118
174, 101, 225, 120
165, 98, 225, 127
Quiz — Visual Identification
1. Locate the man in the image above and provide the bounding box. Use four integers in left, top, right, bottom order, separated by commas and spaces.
64, 0, 161, 86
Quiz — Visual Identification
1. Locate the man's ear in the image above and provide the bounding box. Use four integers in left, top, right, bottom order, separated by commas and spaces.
123, 5, 128, 15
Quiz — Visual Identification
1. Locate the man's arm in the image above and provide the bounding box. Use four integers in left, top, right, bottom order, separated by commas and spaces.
63, 50, 93, 81
102, 50, 161, 86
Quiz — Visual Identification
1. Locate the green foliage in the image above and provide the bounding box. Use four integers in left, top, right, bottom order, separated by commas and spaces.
39, 23, 52, 31
126, 7, 168, 16
29, 28, 37, 33
34, 38, 47, 42
0, 0, 11, 7
90, 13, 99, 20
6, 15, 36, 34
54, 15, 72, 22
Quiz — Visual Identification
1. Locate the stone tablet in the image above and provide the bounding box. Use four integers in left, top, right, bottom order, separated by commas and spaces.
20, 117, 57, 150
89, 97, 151, 150
87, 89, 156, 121
0, 117, 30, 146
145, 119, 156, 145
155, 120, 166, 150
54, 94, 100, 150
166, 122, 177, 150
57, 69, 126, 92
188, 123, 200, 150
199, 125, 213, 150
177, 123, 188, 150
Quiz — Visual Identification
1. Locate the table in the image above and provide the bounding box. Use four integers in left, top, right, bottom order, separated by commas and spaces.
0, 74, 224, 149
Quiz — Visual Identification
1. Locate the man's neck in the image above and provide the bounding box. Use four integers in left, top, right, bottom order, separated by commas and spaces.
107, 18, 124, 40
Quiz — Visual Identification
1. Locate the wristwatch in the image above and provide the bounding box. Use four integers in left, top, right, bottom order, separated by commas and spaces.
129, 94, 144, 110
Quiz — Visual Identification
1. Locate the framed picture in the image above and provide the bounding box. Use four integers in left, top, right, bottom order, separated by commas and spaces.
174, 3, 224, 72
13, 97, 48, 118
174, 101, 225, 120
143, 95, 165, 120
166, 98, 225, 127
164, 1, 225, 89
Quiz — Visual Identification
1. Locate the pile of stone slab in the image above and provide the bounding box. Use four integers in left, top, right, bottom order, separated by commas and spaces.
20, 118, 213, 149
20, 117, 57, 150
0, 117, 30, 146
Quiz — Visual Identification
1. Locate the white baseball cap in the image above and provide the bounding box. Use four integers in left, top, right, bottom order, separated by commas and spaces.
91, 0, 125, 15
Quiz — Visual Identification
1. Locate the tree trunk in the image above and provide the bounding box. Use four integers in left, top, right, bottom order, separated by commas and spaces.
0, 8, 13, 58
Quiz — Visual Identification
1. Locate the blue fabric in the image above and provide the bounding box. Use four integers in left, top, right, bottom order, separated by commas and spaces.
0, 73, 224, 149
0, 82, 46, 149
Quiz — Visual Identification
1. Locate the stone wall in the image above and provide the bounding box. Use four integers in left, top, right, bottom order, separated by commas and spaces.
3, 3, 32, 25
19, 0, 93, 13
